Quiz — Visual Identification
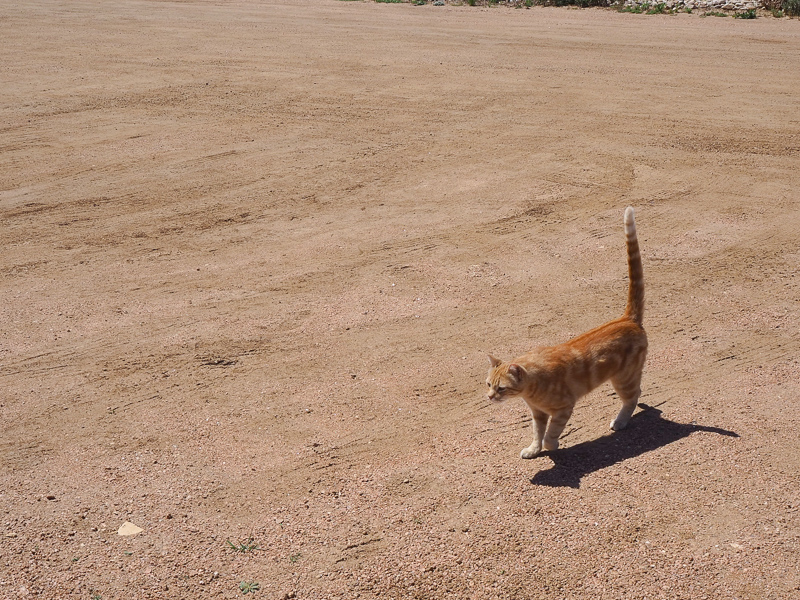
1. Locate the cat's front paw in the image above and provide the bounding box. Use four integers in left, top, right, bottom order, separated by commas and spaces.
520, 446, 542, 459
610, 419, 628, 431
542, 438, 559, 451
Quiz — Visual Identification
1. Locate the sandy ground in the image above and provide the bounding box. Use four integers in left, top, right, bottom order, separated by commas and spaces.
2, 1, 800, 598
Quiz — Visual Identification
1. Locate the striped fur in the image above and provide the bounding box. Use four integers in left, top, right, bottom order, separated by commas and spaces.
486, 207, 648, 459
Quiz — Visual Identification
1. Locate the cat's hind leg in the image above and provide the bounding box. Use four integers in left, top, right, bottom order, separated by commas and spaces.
520, 408, 548, 459
610, 371, 642, 431
542, 407, 574, 451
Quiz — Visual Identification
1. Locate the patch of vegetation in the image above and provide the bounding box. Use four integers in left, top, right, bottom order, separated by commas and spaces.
734, 7, 757, 16
700, 9, 728, 15
226, 538, 260, 553
239, 581, 260, 594
289, 552, 302, 563
619, 2, 646, 12
771, 7, 784, 15
375, 0, 403, 3
646, 2, 672, 13
783, 0, 800, 15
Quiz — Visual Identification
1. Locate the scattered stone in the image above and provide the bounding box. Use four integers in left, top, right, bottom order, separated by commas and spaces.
117, 521, 143, 536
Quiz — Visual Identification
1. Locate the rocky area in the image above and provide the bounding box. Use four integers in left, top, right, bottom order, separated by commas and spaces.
2, 1, 799, 599
622, 0, 762, 12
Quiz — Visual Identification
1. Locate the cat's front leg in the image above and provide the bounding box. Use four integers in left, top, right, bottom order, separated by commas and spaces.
521, 408, 549, 459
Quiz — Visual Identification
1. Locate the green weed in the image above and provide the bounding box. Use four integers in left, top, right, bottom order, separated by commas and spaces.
620, 3, 647, 12
646, 2, 672, 13
226, 538, 260, 553
289, 552, 302, 563
783, 0, 800, 15
701, 9, 728, 15
771, 7, 784, 15
734, 7, 757, 16
239, 581, 260, 594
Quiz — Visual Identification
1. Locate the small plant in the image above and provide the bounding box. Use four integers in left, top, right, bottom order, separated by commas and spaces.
646, 2, 671, 13
226, 538, 260, 553
375, 0, 403, 3
734, 7, 757, 16
289, 552, 302, 563
239, 581, 260, 595
700, 9, 728, 15
619, 3, 645, 12
685, 6, 692, 12
771, 7, 783, 15
468, 0, 476, 5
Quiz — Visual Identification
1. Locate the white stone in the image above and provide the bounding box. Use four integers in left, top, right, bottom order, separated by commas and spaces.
118, 521, 143, 536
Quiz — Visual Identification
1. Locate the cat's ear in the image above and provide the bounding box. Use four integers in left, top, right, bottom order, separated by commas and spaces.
508, 363, 526, 382
488, 354, 503, 368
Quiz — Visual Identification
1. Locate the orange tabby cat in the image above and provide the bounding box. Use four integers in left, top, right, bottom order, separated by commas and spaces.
486, 207, 647, 459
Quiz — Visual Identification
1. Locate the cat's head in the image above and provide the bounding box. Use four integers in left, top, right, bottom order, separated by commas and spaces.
486, 355, 526, 403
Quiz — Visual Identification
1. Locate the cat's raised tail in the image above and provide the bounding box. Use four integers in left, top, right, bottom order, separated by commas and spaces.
623, 207, 645, 325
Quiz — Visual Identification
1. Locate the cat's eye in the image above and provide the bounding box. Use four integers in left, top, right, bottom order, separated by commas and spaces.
497, 386, 506, 393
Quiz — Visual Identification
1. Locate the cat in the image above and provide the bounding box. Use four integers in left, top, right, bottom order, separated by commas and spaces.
486, 206, 647, 459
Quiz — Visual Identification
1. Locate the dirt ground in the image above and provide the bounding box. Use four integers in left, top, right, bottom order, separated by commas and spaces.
2, 1, 800, 598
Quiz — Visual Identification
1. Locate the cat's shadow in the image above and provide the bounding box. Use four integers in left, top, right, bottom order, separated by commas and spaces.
530, 403, 739, 488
